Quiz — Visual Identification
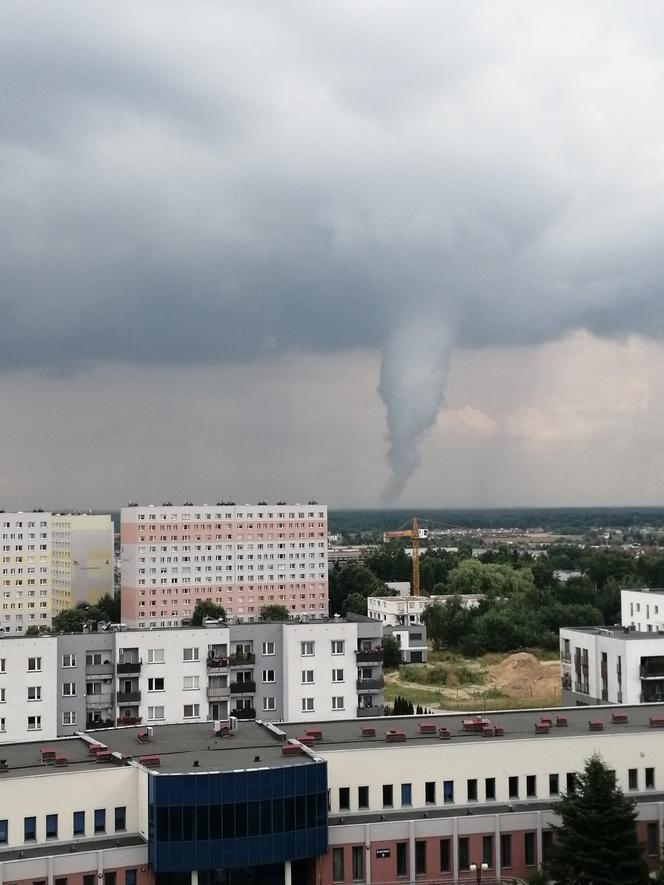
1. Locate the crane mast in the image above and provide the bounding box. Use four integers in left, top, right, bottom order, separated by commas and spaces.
411, 517, 420, 597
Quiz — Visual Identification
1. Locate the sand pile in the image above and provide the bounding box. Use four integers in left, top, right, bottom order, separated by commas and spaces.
488, 652, 560, 700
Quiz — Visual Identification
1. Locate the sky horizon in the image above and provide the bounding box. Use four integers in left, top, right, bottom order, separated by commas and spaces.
3, 3, 664, 508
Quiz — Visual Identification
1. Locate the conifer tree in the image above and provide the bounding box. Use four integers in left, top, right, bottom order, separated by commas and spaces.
548, 754, 649, 884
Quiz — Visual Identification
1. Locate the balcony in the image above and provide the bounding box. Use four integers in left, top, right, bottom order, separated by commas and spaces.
117, 715, 141, 726
207, 657, 229, 672
207, 685, 230, 700
356, 648, 383, 663
356, 677, 385, 691
560, 653, 572, 663
357, 705, 384, 718
117, 661, 141, 674
230, 681, 256, 695
232, 707, 256, 720
86, 662, 114, 676
86, 695, 114, 710
117, 690, 141, 703
229, 652, 255, 666
640, 664, 664, 679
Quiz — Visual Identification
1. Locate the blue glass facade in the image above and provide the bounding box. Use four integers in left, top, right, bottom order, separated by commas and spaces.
148, 762, 328, 873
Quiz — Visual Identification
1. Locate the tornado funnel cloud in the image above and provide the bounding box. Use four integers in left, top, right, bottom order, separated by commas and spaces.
379, 321, 455, 503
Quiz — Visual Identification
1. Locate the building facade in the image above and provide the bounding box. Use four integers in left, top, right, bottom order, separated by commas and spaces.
0, 618, 385, 743
622, 588, 664, 633
1, 705, 664, 885
0, 512, 114, 634
367, 595, 483, 627
120, 504, 328, 627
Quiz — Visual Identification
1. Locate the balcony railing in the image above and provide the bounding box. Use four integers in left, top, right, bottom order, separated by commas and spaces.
117, 690, 141, 703
86, 695, 114, 710
117, 715, 141, 726
560, 653, 572, 663
230, 680, 256, 694
356, 648, 383, 663
207, 685, 230, 700
86, 663, 114, 676
232, 707, 256, 720
357, 705, 384, 718
117, 661, 141, 674
229, 653, 255, 666
640, 665, 664, 679
207, 657, 229, 671
356, 677, 385, 691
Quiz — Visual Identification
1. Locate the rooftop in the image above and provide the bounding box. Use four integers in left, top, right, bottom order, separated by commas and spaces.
563, 625, 664, 640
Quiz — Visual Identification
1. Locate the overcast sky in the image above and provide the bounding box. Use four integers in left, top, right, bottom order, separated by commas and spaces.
2, 1, 664, 509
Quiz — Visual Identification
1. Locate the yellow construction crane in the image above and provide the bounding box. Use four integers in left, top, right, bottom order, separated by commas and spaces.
382, 517, 428, 597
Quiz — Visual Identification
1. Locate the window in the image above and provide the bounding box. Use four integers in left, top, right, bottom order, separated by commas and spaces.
549, 773, 559, 795
458, 837, 469, 871
339, 787, 350, 811
524, 832, 536, 866
94, 809, 105, 833
148, 677, 165, 691
262, 697, 276, 711
301, 670, 314, 683
24, 815, 37, 841
27, 686, 41, 701
358, 786, 369, 809
73, 811, 85, 836
332, 696, 345, 710
55, 878, 67, 885
401, 783, 412, 806
485, 777, 496, 800
148, 705, 165, 720
27, 657, 41, 671
28, 715, 41, 730
147, 648, 165, 663
62, 683, 76, 696
46, 813, 58, 839
382, 784, 393, 807
183, 675, 199, 690
184, 704, 200, 718
542, 830, 554, 864
105, 874, 116, 885
262, 669, 275, 683
415, 840, 427, 875
262, 641, 275, 655
508, 776, 519, 798
332, 668, 344, 682
467, 778, 478, 801
425, 781, 436, 804
566, 772, 577, 793
125, 871, 137, 885
646, 767, 655, 789
301, 697, 314, 712
182, 647, 199, 661
0, 658, 4, 672
396, 842, 408, 877
352, 845, 364, 881
443, 780, 454, 803
62, 711, 77, 726
301, 641, 314, 656
526, 774, 537, 797
483, 834, 493, 867
62, 654, 76, 668
440, 838, 451, 872
628, 768, 638, 790
647, 822, 659, 856
331, 640, 345, 655
500, 833, 512, 868
0, 819, 7, 844
332, 847, 344, 882
114, 807, 126, 832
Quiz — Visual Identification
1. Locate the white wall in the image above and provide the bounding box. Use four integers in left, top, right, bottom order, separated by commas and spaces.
622, 590, 664, 633
0, 636, 58, 742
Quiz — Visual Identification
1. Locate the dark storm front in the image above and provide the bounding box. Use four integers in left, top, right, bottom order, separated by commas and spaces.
148, 763, 328, 873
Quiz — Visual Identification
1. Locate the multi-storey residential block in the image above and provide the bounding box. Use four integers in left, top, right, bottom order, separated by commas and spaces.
384, 623, 428, 663
0, 617, 384, 742
1, 704, 664, 885
0, 511, 114, 633
120, 503, 328, 627
367, 593, 482, 626
622, 588, 664, 632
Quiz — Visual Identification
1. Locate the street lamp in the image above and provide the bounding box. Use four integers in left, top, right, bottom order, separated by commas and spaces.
469, 861, 489, 883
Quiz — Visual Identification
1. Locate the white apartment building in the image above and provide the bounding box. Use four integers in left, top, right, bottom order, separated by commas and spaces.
120, 503, 328, 627
69, 514, 115, 605
367, 593, 483, 626
622, 589, 664, 633
0, 634, 58, 741
0, 511, 114, 633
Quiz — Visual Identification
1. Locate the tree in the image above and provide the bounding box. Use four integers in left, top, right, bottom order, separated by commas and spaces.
260, 604, 291, 621
191, 600, 226, 625
547, 754, 649, 884
382, 635, 402, 669
422, 595, 475, 650
343, 592, 368, 616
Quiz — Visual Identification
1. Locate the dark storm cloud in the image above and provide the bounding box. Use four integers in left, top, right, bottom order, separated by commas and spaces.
3, 0, 664, 495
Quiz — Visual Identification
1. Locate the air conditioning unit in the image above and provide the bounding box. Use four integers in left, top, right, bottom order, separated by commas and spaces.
146, 726, 154, 738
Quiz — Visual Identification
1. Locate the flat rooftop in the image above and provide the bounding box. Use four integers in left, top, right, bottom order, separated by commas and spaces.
564, 625, 664, 640
279, 701, 664, 751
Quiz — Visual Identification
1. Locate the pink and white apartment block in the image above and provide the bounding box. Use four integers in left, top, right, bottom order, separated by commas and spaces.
120, 503, 329, 627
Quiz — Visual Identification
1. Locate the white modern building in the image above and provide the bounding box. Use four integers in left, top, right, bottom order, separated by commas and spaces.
0, 634, 59, 742
120, 503, 328, 627
622, 588, 664, 633
367, 593, 483, 626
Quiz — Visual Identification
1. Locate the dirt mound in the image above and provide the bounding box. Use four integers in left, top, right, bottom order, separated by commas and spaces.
489, 652, 559, 700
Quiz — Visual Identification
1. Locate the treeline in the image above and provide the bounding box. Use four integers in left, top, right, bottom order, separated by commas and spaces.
330, 542, 664, 655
